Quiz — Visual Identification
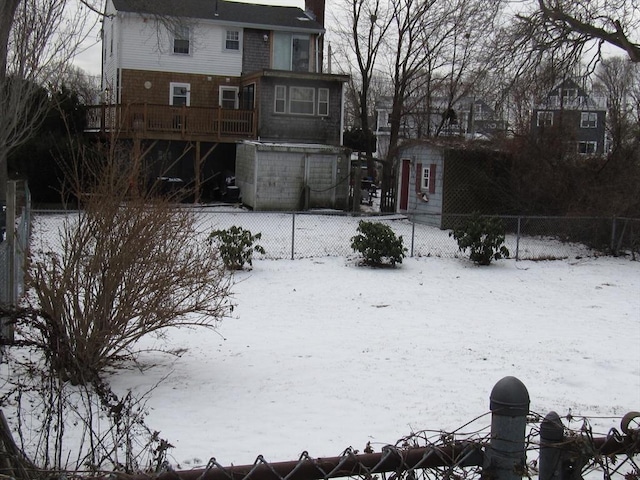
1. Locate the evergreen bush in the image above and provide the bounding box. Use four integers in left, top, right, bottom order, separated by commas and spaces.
350, 220, 406, 266
209, 226, 265, 270
450, 213, 509, 265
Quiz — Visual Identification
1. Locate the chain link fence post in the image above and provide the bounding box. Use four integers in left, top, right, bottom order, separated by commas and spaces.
291, 213, 295, 260
485, 376, 530, 480
515, 217, 521, 261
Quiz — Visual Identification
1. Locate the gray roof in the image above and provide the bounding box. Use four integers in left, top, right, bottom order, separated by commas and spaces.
111, 0, 324, 32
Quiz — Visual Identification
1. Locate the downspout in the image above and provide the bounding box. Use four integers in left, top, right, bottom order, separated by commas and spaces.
116, 11, 123, 104
340, 81, 345, 146
315, 32, 323, 73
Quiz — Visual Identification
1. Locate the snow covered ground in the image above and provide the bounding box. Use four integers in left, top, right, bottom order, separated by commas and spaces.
10, 211, 640, 472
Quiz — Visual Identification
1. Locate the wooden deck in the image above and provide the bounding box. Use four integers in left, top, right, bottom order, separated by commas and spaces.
86, 104, 257, 142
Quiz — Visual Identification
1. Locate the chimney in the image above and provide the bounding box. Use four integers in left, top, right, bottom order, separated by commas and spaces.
305, 0, 325, 72
305, 0, 325, 27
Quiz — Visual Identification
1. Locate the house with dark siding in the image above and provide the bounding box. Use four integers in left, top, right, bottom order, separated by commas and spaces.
531, 79, 607, 155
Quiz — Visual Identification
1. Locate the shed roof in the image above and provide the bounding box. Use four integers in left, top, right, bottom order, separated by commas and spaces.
111, 0, 324, 32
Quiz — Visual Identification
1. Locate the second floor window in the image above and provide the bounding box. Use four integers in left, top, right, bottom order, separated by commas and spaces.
273, 32, 310, 72
173, 25, 190, 54
537, 111, 553, 127
581, 112, 597, 128
225, 30, 240, 51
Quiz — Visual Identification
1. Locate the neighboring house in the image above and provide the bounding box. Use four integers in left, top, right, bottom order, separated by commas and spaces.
396, 139, 511, 228
531, 79, 607, 155
374, 95, 507, 161
93, 0, 350, 209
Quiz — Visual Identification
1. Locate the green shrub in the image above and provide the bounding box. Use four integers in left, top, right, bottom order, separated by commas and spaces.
209, 226, 265, 270
450, 213, 509, 265
350, 220, 406, 267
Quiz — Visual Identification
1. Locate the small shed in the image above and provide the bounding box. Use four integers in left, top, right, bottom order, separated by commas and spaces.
396, 140, 512, 228
235, 141, 351, 211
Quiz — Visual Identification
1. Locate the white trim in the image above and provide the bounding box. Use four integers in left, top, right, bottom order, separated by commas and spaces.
169, 82, 191, 106
219, 86, 239, 108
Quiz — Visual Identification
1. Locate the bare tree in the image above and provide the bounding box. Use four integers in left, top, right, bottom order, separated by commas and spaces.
24, 142, 234, 386
596, 56, 640, 152
372, 0, 502, 208
332, 0, 393, 182
507, 0, 640, 75
0, 0, 98, 199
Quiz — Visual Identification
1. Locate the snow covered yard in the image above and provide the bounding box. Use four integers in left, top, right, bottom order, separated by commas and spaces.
17, 211, 640, 470
106, 255, 639, 468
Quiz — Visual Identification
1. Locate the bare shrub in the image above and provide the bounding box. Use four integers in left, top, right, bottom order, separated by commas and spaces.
23, 144, 234, 385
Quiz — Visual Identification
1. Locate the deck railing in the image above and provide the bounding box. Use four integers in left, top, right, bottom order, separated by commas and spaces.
85, 104, 257, 140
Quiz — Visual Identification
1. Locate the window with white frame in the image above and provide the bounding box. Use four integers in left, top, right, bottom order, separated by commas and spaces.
318, 88, 329, 116
225, 30, 240, 51
219, 86, 239, 109
577, 141, 597, 154
170, 83, 190, 106
173, 25, 190, 54
580, 112, 597, 128
289, 86, 314, 115
421, 166, 431, 190
537, 111, 553, 127
274, 85, 286, 113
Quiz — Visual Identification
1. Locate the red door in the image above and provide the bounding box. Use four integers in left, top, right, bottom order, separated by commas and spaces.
399, 159, 410, 210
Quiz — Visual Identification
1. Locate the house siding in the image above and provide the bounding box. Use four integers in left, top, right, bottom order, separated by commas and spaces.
243, 29, 271, 74
119, 69, 239, 106
258, 77, 343, 145
117, 13, 242, 76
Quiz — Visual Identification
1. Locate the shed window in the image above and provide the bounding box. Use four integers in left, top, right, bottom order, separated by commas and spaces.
421, 167, 430, 191
416, 162, 437, 194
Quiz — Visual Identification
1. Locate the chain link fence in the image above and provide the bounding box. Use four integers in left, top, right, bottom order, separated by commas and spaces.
1, 181, 31, 347
33, 209, 639, 262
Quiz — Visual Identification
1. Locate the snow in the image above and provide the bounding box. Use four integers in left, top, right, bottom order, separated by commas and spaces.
10, 211, 640, 471
106, 253, 639, 469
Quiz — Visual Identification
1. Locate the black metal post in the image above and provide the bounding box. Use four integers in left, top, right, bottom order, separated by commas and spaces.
539, 411, 564, 480
485, 376, 530, 480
